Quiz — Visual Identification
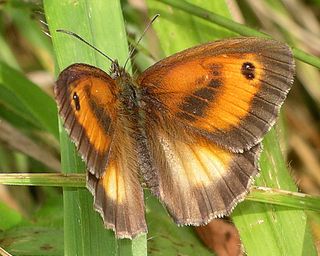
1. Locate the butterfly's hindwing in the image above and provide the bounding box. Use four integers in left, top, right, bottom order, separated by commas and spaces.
141, 116, 261, 225
87, 124, 147, 238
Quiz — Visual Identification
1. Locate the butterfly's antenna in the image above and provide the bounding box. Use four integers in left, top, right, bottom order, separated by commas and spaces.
56, 29, 114, 63
38, 20, 52, 38
123, 14, 160, 70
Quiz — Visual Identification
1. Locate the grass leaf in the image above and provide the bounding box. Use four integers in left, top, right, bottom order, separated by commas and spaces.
43, 1, 147, 255
0, 61, 58, 139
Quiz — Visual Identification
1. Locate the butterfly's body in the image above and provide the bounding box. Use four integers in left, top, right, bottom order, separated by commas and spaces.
55, 37, 294, 238
114, 74, 157, 189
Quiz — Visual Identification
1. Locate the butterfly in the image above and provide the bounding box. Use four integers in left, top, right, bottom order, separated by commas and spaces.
54, 37, 295, 239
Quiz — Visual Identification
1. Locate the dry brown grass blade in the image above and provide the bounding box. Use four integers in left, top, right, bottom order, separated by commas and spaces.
0, 247, 12, 256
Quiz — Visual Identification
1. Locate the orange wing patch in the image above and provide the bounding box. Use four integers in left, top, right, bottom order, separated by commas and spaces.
55, 64, 119, 177
158, 133, 231, 189
160, 53, 263, 131
87, 157, 146, 238
68, 76, 117, 155
196, 55, 262, 131
101, 161, 125, 203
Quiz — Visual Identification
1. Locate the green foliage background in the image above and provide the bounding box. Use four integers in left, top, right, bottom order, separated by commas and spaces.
0, 0, 319, 255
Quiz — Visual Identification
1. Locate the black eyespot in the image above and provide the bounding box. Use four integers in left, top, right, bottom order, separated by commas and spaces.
241, 62, 255, 80
73, 92, 80, 111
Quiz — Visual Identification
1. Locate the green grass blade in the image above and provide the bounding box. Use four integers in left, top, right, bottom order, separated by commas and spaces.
0, 201, 22, 230
1, 173, 320, 212
0, 227, 63, 256
233, 129, 316, 255
146, 194, 213, 255
0, 85, 40, 129
147, 0, 317, 255
247, 187, 320, 212
0, 33, 20, 70
0, 61, 58, 139
43, 1, 147, 255
0, 173, 85, 187
149, 0, 236, 55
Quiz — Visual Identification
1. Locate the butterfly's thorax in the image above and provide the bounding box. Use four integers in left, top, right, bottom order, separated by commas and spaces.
118, 80, 137, 110
114, 77, 140, 119
115, 74, 144, 123
111, 60, 144, 113
112, 61, 139, 110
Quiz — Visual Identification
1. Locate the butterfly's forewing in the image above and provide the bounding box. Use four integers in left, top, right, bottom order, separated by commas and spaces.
138, 37, 294, 152
55, 64, 118, 176
55, 64, 146, 238
138, 37, 294, 225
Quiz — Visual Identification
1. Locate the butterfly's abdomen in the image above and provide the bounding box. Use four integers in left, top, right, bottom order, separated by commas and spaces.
116, 80, 159, 188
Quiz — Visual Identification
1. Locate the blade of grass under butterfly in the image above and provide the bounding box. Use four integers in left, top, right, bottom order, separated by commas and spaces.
44, 1, 147, 255
147, 0, 317, 255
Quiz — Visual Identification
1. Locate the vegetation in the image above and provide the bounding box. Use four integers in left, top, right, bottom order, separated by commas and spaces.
0, 0, 319, 255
